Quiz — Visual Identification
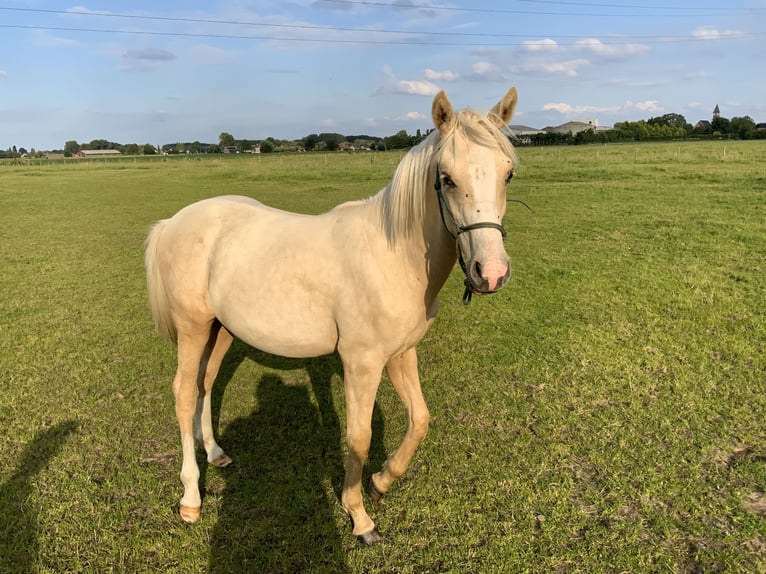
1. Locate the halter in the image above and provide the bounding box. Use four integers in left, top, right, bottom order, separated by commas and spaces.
434, 167, 507, 305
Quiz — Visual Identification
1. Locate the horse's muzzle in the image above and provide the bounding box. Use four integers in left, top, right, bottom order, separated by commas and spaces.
467, 259, 511, 294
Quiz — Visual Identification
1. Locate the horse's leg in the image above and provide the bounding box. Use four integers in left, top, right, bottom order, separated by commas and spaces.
370, 347, 429, 502
194, 321, 234, 468
173, 323, 213, 523
340, 354, 384, 545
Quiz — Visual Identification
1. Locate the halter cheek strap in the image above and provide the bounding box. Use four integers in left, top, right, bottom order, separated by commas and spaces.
434, 168, 507, 305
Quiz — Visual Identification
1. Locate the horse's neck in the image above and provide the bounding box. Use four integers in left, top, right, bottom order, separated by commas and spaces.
426, 195, 458, 293
402, 192, 457, 304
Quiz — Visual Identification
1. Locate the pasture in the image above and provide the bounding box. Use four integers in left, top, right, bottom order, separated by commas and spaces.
1, 141, 764, 572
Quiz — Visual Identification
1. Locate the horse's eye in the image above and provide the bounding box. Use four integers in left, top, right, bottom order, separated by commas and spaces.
505, 169, 515, 184
442, 174, 455, 188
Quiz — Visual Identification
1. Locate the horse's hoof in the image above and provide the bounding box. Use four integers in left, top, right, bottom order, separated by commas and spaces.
179, 505, 201, 523
357, 528, 383, 546
211, 453, 233, 468
368, 476, 384, 506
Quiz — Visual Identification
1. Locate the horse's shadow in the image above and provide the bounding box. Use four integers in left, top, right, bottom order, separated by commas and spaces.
207, 340, 387, 572
0, 420, 78, 574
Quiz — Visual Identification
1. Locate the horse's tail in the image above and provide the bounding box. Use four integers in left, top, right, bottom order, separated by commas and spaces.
144, 220, 178, 344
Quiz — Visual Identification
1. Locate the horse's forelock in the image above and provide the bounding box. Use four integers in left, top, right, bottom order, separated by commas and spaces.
447, 109, 517, 164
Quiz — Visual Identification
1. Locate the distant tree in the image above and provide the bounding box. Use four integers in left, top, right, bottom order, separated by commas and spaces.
384, 129, 414, 149
259, 140, 275, 153
729, 116, 756, 139
573, 129, 597, 144
64, 140, 80, 157
711, 116, 730, 135
219, 132, 236, 148
302, 133, 319, 151
85, 139, 111, 150
142, 143, 157, 155
647, 113, 687, 128
18, 147, 28, 155
124, 143, 140, 155
318, 132, 345, 151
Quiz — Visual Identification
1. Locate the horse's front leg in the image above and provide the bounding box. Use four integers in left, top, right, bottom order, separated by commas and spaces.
370, 347, 429, 502
340, 354, 384, 545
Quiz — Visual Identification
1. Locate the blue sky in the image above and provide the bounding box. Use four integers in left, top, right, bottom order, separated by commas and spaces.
1, 0, 764, 150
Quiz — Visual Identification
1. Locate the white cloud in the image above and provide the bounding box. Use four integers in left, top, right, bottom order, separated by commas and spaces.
0, 70, 7, 78
625, 100, 662, 112
692, 26, 744, 41
472, 61, 498, 76
523, 58, 590, 77
472, 50, 589, 80
544, 102, 619, 114
521, 39, 558, 52
401, 111, 427, 120
575, 38, 649, 60
66, 6, 107, 15
470, 33, 650, 82
374, 65, 440, 96
424, 68, 459, 81
544, 100, 662, 115
320, 119, 337, 127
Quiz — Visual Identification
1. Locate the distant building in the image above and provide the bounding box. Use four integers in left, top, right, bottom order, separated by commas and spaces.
544, 120, 600, 135
508, 124, 545, 145
222, 146, 239, 154
45, 153, 65, 160
74, 149, 121, 158
695, 105, 722, 132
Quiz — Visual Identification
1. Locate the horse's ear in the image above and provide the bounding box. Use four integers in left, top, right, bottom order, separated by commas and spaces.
489, 86, 518, 128
432, 90, 454, 134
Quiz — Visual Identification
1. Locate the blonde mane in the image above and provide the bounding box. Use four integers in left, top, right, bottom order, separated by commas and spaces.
376, 109, 517, 243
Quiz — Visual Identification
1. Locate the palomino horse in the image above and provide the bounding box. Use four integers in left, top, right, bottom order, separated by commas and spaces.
145, 86, 519, 544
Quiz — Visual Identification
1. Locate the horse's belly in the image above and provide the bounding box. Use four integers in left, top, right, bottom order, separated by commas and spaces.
237, 324, 338, 358
214, 291, 339, 359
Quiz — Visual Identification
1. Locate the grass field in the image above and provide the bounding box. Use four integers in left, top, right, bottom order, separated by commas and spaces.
1, 141, 764, 573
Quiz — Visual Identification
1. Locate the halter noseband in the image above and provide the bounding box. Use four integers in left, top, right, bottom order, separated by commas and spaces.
434, 167, 507, 305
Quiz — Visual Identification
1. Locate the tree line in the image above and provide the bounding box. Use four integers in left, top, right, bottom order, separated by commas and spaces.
522, 113, 764, 146
2, 112, 763, 159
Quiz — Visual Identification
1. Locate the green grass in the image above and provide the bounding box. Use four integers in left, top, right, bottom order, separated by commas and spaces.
1, 142, 764, 572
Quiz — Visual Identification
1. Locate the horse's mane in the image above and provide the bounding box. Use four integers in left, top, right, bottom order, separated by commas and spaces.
376, 109, 517, 244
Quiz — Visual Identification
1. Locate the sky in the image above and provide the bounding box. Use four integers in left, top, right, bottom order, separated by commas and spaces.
1, 0, 765, 150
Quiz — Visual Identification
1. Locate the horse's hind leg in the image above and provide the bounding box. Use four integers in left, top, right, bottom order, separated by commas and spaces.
194, 321, 234, 468
173, 324, 211, 522
370, 347, 429, 501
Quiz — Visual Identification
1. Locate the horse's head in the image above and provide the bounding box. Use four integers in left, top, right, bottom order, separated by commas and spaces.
431, 87, 518, 299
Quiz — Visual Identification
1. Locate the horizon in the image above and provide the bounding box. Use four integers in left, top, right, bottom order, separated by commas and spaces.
2, 1, 765, 151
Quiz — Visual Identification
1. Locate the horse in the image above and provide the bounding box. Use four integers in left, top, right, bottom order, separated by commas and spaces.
144, 86, 519, 545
